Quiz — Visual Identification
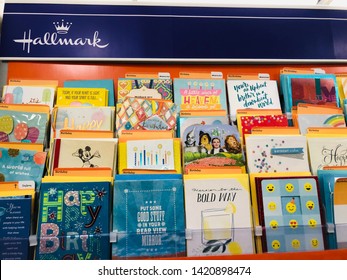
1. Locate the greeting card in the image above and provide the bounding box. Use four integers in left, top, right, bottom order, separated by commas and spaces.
64, 79, 115, 106
49, 138, 118, 175
297, 114, 346, 135
52, 106, 115, 138
245, 135, 310, 174
334, 178, 347, 249
117, 78, 173, 103
56, 87, 108, 106
182, 124, 245, 174
0, 147, 47, 190
178, 110, 229, 139
112, 174, 186, 259
0, 105, 49, 144
237, 110, 288, 141
281, 74, 339, 115
118, 138, 181, 174
307, 135, 347, 175
173, 78, 227, 112
256, 176, 325, 253
115, 98, 177, 136
126, 139, 174, 170
317, 169, 347, 249
35, 181, 111, 260
226, 80, 281, 121
2, 85, 56, 110
249, 171, 312, 253
183, 174, 254, 256
0, 195, 33, 260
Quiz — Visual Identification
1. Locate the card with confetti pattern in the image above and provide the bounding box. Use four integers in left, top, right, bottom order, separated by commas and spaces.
245, 135, 310, 174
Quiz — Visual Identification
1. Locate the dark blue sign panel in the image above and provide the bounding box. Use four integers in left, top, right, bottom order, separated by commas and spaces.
1, 3, 347, 61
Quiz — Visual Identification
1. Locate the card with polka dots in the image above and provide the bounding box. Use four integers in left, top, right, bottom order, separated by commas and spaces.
255, 176, 326, 253
245, 135, 310, 174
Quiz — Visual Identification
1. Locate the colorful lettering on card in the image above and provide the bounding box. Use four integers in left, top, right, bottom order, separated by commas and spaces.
35, 181, 111, 260
174, 79, 227, 112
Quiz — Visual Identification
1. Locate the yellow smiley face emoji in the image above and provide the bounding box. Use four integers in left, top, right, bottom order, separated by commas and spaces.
304, 183, 312, 192
266, 184, 275, 192
291, 239, 301, 249
271, 240, 280, 250
268, 201, 277, 211
289, 219, 298, 229
311, 238, 319, 248
286, 198, 297, 214
306, 200, 315, 211
285, 183, 294, 192
308, 219, 317, 228
269, 220, 279, 230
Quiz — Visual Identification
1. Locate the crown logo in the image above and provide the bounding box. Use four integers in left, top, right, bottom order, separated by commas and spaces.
53, 19, 72, 34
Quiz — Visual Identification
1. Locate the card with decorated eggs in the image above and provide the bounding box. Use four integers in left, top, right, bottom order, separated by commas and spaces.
0, 104, 49, 145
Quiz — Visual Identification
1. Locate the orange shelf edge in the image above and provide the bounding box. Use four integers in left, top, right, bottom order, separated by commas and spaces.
166, 248, 347, 260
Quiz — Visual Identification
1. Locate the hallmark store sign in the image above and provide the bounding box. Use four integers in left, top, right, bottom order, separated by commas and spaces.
13, 19, 109, 54
1, 3, 347, 61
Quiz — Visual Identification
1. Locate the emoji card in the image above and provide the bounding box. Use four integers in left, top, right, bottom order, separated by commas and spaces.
255, 176, 325, 253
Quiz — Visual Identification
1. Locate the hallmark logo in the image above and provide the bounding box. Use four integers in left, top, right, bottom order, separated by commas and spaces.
53, 19, 72, 34
13, 19, 109, 53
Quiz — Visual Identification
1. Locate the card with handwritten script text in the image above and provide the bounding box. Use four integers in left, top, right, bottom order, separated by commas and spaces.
307, 136, 347, 175
227, 80, 281, 121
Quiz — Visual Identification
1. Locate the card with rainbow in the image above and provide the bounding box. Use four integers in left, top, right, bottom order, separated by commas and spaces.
297, 113, 346, 135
